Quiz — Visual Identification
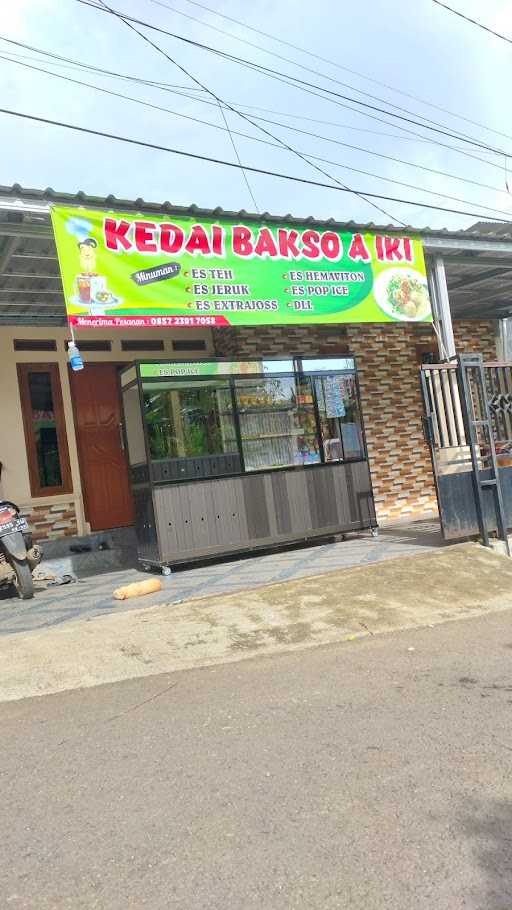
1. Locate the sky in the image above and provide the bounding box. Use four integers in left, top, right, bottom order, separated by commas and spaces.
1, 0, 512, 230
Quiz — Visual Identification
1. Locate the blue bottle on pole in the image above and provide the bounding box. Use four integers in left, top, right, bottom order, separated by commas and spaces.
68, 341, 84, 371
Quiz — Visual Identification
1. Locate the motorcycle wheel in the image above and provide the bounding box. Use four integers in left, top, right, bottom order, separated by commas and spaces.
11, 557, 34, 600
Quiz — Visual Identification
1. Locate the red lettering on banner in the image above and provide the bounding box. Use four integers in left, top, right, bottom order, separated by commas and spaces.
134, 221, 157, 253
160, 223, 184, 254
403, 237, 413, 262
233, 226, 254, 257
211, 225, 225, 256
375, 235, 385, 261
278, 229, 300, 259
104, 218, 131, 251
347, 233, 371, 262
255, 228, 278, 258
301, 230, 321, 259
320, 232, 342, 260
185, 224, 211, 255
384, 236, 402, 261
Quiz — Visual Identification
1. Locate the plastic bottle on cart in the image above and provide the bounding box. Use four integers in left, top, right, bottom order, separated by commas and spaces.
67, 341, 84, 371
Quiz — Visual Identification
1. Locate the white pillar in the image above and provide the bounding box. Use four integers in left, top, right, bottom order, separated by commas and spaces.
496, 318, 512, 361
430, 256, 456, 360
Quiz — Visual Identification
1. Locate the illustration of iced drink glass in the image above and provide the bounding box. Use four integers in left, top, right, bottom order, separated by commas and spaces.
77, 275, 91, 303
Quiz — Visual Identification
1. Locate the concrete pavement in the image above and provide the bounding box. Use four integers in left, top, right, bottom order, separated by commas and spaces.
0, 521, 443, 636
2, 609, 512, 909
1, 541, 512, 702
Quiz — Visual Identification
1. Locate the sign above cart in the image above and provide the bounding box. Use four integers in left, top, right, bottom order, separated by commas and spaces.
51, 205, 432, 329
138, 357, 356, 379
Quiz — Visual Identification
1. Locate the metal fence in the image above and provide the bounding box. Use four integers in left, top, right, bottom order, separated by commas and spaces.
421, 358, 512, 546
422, 362, 512, 472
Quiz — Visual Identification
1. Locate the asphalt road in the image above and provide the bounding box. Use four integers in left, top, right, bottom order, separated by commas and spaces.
2, 610, 512, 909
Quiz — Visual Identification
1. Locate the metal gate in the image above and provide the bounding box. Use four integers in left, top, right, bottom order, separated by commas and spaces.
421, 354, 512, 551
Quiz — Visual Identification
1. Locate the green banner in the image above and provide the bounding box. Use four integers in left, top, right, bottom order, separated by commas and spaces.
51, 205, 432, 328
139, 357, 356, 379
140, 360, 263, 378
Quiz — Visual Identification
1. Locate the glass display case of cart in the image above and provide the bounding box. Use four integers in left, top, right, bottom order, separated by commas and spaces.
235, 374, 320, 471
120, 356, 376, 570
121, 356, 367, 485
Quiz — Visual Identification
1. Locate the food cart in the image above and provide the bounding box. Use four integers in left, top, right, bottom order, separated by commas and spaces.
120, 356, 376, 570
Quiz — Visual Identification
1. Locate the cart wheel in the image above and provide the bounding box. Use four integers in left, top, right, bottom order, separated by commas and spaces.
161, 566, 172, 577
370, 527, 379, 539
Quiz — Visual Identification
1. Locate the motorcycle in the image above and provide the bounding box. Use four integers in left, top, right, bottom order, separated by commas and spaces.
0, 500, 42, 599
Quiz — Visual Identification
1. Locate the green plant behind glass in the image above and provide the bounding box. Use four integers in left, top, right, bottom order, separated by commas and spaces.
144, 386, 231, 459
182, 388, 222, 456
144, 392, 177, 459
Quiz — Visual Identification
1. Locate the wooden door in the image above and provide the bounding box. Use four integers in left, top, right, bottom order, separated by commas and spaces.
70, 363, 134, 530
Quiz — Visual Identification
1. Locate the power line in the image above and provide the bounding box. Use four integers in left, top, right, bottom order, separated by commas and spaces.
215, 101, 260, 211
179, 0, 512, 145
0, 49, 459, 163
0, 47, 509, 219
0, 49, 451, 146
76, 0, 512, 159
3, 51, 512, 218
0, 35, 202, 92
432, 0, 512, 45
197, 100, 495, 150
2, 36, 509, 197
1, 38, 498, 155
81, 0, 507, 157
0, 41, 429, 145
2, 106, 512, 223
89, 0, 403, 223
1, 32, 504, 170
89, 4, 259, 210
218, 55, 512, 175
240, 109, 511, 186
146, 0, 483, 149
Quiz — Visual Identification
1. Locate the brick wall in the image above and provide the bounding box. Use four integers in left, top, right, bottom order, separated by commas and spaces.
452, 320, 497, 360
20, 499, 78, 542
213, 320, 497, 524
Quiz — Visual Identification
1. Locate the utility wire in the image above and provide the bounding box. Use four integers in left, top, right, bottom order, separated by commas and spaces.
2, 106, 512, 222
0, 41, 436, 146
1, 39, 508, 195
0, 50, 471, 164
127, 8, 260, 208
432, 0, 512, 45
0, 33, 503, 168
178, 0, 512, 145
193, 98, 495, 150
146, 0, 482, 148
88, 0, 403, 224
243, 109, 510, 182
3, 52, 512, 219
218, 56, 511, 174
0, 35, 202, 92
0, 41, 498, 155
215, 101, 260, 211
76, 0, 512, 159
3, 48, 464, 147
